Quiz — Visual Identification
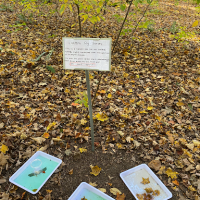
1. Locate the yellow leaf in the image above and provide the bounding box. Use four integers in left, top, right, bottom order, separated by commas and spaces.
98, 90, 106, 94
157, 166, 166, 174
81, 119, 87, 125
65, 88, 70, 93
140, 110, 148, 113
90, 165, 101, 176
124, 52, 129, 57
46, 190, 52, 194
147, 106, 153, 110
176, 101, 184, 106
130, 99, 135, 103
43, 132, 50, 139
79, 148, 87, 153
32, 189, 37, 192
192, 20, 198, 27
141, 177, 150, 185
1, 144, 8, 154
107, 93, 112, 98
95, 113, 109, 121
165, 168, 178, 179
47, 122, 56, 131
155, 115, 161, 121
183, 149, 193, 158
188, 185, 196, 191
123, 72, 129, 78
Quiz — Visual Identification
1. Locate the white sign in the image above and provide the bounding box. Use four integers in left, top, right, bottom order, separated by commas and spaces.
63, 38, 111, 71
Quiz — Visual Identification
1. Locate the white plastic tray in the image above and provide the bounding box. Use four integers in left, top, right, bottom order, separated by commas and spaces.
68, 182, 115, 200
9, 151, 62, 194
120, 164, 172, 200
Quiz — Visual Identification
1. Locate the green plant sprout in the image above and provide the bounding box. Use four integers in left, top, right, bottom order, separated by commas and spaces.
75, 91, 88, 108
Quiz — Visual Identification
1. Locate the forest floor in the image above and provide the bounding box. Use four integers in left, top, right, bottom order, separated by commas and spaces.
0, 0, 200, 199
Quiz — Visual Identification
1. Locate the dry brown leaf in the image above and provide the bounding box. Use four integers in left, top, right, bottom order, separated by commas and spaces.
0, 178, 6, 184
89, 182, 97, 187
31, 137, 46, 144
148, 160, 161, 171
110, 188, 122, 195
0, 192, 9, 200
0, 153, 9, 166
98, 188, 106, 193
116, 192, 126, 200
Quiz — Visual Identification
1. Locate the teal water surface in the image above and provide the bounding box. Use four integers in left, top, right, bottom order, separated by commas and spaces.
78, 189, 106, 200
14, 155, 59, 192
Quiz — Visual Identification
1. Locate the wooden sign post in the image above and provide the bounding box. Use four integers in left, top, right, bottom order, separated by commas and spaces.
63, 38, 112, 151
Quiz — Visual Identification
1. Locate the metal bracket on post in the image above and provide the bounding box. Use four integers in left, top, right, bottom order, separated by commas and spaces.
85, 70, 94, 151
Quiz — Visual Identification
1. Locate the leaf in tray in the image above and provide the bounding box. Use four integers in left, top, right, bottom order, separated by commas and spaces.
81, 197, 87, 200
141, 177, 150, 185
152, 190, 160, 196
136, 194, 144, 200
28, 173, 35, 177
32, 189, 37, 192
144, 188, 153, 193
143, 193, 153, 200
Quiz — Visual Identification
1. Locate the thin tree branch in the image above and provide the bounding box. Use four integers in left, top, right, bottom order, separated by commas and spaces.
86, 0, 134, 117
131, 0, 153, 47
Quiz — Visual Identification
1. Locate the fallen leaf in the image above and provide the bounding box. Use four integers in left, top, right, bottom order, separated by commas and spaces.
0, 192, 9, 200
144, 188, 153, 193
116, 192, 126, 200
90, 165, 101, 176
110, 188, 122, 195
188, 185, 196, 191
46, 122, 56, 131
176, 101, 184, 106
141, 177, 150, 184
32, 189, 37, 192
79, 148, 87, 153
0, 144, 8, 154
152, 190, 160, 196
65, 149, 72, 156
0, 152, 9, 166
165, 168, 178, 179
0, 179, 6, 184
71, 102, 80, 106
68, 169, 73, 175
107, 93, 112, 98
148, 160, 161, 171
172, 180, 179, 186
89, 182, 97, 187
43, 132, 50, 139
95, 113, 109, 121
98, 188, 106, 193
192, 20, 198, 27
0, 123, 4, 129
31, 137, 46, 144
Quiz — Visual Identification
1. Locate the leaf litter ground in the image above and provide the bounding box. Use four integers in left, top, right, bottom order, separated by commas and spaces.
0, 0, 200, 199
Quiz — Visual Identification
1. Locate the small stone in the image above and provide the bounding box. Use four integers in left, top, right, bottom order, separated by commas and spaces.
148, 160, 161, 171
196, 165, 200, 171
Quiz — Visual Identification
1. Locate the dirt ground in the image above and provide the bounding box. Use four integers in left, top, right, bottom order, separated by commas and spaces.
2, 143, 181, 200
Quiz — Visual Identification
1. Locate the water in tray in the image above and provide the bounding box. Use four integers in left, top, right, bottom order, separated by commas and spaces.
124, 168, 168, 199
14, 155, 59, 192
77, 189, 106, 200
